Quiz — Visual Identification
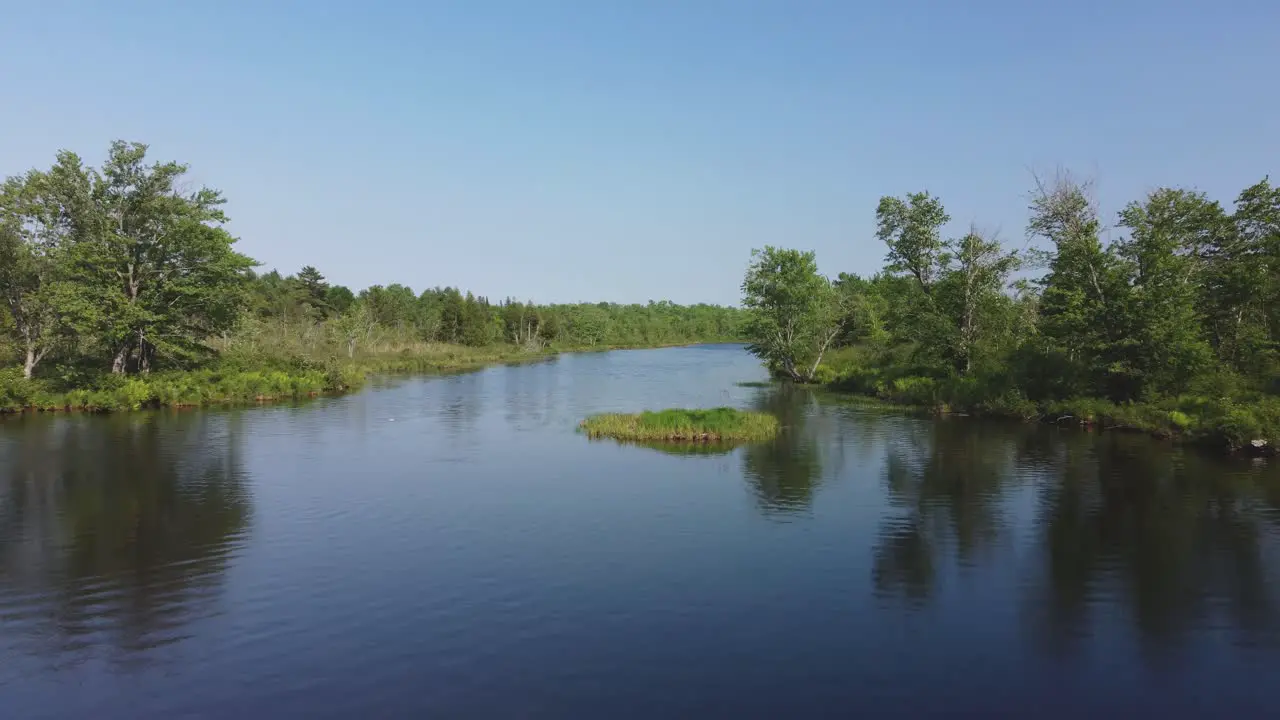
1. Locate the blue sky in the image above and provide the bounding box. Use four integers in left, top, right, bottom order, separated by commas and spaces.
2, 1, 1276, 305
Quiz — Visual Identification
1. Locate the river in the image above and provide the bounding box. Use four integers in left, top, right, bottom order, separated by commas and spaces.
2, 344, 1279, 718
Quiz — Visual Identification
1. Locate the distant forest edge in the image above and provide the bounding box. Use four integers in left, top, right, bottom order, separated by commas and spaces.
738, 173, 1280, 451
0, 141, 745, 411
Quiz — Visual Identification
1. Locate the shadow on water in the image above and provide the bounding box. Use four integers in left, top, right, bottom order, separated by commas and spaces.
855, 410, 1280, 658
0, 412, 251, 666
1026, 432, 1280, 661
871, 416, 1024, 603
613, 440, 739, 457
741, 385, 825, 517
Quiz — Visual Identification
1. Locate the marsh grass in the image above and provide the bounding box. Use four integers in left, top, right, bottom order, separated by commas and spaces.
0, 342, 554, 413
579, 407, 780, 443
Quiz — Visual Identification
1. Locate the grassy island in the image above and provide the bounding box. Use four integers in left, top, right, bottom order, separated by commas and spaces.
580, 407, 780, 443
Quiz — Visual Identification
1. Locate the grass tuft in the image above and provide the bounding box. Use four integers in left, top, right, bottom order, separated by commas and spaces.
579, 407, 780, 443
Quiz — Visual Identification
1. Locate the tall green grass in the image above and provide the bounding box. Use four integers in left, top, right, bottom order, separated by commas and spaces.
1, 366, 340, 412
1, 327, 561, 413
580, 407, 780, 442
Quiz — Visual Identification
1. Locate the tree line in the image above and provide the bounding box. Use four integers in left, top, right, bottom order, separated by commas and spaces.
743, 172, 1278, 428
0, 142, 746, 381
241, 268, 745, 355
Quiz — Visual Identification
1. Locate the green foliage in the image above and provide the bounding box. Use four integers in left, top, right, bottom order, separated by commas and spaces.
1168, 410, 1193, 430
740, 246, 845, 382
2, 140, 747, 412
0, 366, 37, 411
1, 367, 337, 412
744, 173, 1280, 452
580, 407, 780, 442
0, 169, 72, 377
876, 191, 950, 289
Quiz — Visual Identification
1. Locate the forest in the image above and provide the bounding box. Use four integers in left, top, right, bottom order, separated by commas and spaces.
741, 173, 1280, 450
0, 142, 744, 410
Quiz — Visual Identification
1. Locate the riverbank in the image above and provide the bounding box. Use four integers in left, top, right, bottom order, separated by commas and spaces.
1, 342, 721, 414
808, 350, 1279, 454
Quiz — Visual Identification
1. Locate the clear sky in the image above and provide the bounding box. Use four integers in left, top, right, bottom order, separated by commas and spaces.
1, 0, 1276, 305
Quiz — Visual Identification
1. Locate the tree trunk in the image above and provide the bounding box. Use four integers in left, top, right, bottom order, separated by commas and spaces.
135, 330, 152, 373
802, 329, 840, 383
781, 357, 803, 382
23, 347, 37, 380
112, 344, 130, 374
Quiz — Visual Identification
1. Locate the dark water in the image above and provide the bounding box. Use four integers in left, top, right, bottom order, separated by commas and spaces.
2, 345, 1280, 718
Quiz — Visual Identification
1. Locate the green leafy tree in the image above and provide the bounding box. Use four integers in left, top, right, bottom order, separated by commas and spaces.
437, 287, 465, 342
939, 228, 1019, 374
0, 171, 70, 378
325, 285, 355, 315
334, 301, 376, 358
1027, 173, 1130, 399
1115, 188, 1219, 397
502, 298, 542, 346
876, 192, 951, 292
833, 273, 890, 347
360, 283, 418, 329
51, 142, 254, 373
874, 192, 959, 373
741, 246, 845, 382
1199, 178, 1280, 383
459, 292, 492, 346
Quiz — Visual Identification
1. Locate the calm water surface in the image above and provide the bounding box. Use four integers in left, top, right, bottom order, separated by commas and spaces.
3, 345, 1280, 718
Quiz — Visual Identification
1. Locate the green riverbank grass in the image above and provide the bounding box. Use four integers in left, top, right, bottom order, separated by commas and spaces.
0, 343, 552, 413
0, 341, 720, 414
579, 407, 780, 443
813, 347, 1280, 453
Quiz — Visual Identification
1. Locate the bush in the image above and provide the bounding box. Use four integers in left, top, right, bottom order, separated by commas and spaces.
882, 376, 942, 407
0, 367, 37, 412
980, 390, 1039, 420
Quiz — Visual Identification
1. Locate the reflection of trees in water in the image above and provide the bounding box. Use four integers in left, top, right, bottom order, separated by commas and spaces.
859, 412, 1280, 656
1028, 433, 1280, 658
0, 412, 250, 663
501, 357, 561, 429
872, 418, 1022, 602
741, 386, 824, 516
600, 439, 738, 458
438, 371, 485, 439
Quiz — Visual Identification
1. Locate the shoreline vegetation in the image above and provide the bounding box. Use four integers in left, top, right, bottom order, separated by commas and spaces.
739, 175, 1280, 455
1, 141, 746, 414
810, 379, 1277, 454
0, 341, 742, 414
3, 141, 1276, 456
580, 408, 780, 443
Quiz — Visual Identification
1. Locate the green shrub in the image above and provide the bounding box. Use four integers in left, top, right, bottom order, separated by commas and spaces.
114, 379, 155, 409
0, 367, 36, 411
980, 390, 1039, 420
883, 376, 941, 407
